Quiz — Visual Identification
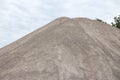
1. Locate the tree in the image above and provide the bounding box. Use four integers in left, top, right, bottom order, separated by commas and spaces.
96, 18, 107, 24
111, 15, 120, 29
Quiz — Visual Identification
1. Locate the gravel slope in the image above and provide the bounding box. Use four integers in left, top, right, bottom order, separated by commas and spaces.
0, 17, 120, 80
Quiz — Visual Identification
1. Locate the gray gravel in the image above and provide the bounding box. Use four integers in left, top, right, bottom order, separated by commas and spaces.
0, 17, 120, 80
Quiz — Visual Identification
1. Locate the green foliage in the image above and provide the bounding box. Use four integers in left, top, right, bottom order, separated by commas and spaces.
96, 15, 120, 29
96, 18, 107, 24
111, 15, 120, 29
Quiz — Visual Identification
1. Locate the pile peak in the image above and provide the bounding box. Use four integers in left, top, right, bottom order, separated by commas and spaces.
0, 17, 120, 80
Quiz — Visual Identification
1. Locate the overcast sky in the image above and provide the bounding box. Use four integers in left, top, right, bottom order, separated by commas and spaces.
0, 0, 120, 48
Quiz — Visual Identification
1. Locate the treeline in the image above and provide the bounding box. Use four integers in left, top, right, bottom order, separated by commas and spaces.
96, 15, 120, 29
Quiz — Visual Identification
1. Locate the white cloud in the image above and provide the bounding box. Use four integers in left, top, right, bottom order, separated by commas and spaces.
0, 0, 120, 48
